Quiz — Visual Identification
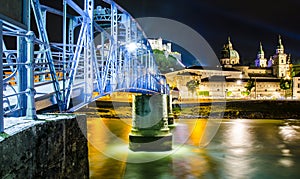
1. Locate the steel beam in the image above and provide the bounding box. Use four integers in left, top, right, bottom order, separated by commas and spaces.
62, 0, 67, 110
31, 0, 63, 111
65, 23, 87, 109
23, 0, 30, 30
110, 2, 118, 91
0, 20, 4, 132
66, 0, 86, 18
84, 0, 94, 103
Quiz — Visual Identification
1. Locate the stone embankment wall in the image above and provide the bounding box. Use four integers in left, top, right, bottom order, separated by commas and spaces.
0, 114, 89, 178
222, 100, 300, 119
180, 100, 300, 119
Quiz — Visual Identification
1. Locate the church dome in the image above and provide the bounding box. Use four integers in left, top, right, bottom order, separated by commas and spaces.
229, 49, 240, 59
220, 37, 240, 66
220, 37, 240, 59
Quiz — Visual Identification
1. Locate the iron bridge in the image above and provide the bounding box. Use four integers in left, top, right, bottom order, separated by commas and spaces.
0, 0, 169, 132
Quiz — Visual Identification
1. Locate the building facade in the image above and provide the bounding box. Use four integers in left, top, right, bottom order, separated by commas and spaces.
165, 36, 296, 100
148, 38, 172, 53
293, 74, 300, 99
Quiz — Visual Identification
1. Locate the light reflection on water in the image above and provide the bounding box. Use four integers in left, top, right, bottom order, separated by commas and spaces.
87, 118, 300, 178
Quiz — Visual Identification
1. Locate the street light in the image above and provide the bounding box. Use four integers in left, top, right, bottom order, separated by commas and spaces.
236, 80, 242, 85
126, 42, 138, 53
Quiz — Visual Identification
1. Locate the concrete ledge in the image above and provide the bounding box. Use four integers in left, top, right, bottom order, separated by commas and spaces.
168, 115, 174, 125
129, 134, 173, 151
0, 114, 89, 178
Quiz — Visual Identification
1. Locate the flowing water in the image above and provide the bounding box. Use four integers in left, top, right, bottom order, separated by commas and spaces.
86, 116, 300, 179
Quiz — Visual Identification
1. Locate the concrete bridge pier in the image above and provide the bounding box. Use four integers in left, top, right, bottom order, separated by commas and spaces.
129, 94, 172, 151
167, 95, 175, 126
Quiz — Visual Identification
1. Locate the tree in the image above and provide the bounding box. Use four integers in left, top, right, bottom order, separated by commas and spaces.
153, 49, 184, 73
280, 78, 292, 98
244, 78, 255, 93
186, 79, 200, 96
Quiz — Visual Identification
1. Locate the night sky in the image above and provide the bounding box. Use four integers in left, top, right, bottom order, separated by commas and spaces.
115, 0, 300, 66
2, 0, 299, 66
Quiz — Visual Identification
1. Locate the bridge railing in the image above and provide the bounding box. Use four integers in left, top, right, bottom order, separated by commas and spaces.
0, 15, 70, 117
1, 18, 28, 118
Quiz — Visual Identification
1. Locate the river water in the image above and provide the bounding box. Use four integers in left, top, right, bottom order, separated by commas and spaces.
86, 115, 300, 179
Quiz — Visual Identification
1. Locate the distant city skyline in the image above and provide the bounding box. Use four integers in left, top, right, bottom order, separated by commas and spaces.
115, 0, 300, 66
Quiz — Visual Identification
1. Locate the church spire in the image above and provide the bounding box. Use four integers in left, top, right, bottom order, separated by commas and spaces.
255, 42, 267, 67
277, 35, 284, 49
276, 35, 284, 54
278, 35, 282, 45
259, 42, 264, 55
228, 36, 233, 49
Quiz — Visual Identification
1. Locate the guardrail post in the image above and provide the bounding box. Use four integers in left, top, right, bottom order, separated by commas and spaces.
17, 33, 28, 116
0, 20, 4, 132
25, 31, 37, 120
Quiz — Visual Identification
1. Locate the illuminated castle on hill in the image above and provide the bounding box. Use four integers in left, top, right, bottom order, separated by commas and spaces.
148, 38, 182, 63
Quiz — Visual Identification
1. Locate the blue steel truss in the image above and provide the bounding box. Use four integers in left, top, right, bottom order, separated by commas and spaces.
0, 0, 169, 127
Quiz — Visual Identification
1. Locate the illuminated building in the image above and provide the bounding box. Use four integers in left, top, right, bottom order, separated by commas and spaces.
220, 37, 240, 68
165, 36, 296, 99
148, 38, 182, 63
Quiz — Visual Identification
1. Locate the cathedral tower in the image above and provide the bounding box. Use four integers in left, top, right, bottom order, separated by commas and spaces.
255, 42, 267, 68
271, 35, 290, 78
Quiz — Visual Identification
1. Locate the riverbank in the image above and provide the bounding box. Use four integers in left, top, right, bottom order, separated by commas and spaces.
175, 100, 300, 119
224, 100, 300, 119
89, 99, 300, 119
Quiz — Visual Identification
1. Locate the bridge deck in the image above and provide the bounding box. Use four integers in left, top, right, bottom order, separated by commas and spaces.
3, 81, 65, 111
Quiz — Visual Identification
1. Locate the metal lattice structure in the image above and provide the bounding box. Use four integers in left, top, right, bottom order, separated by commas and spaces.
0, 0, 169, 131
